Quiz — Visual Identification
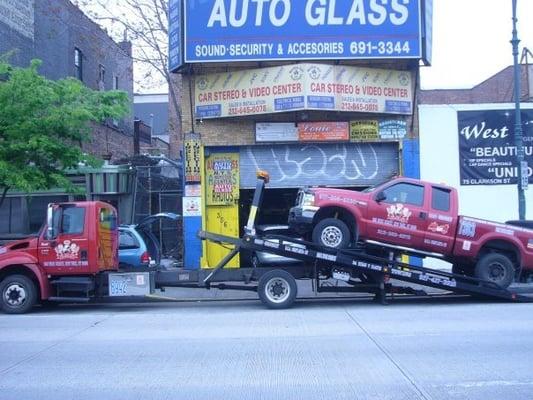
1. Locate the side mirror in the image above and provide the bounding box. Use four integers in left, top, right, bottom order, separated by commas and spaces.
45, 205, 59, 240
375, 191, 387, 203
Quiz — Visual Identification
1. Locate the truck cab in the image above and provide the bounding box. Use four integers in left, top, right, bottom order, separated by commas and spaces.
0, 201, 118, 313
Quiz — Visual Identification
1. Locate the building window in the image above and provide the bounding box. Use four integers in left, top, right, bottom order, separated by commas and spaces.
98, 64, 106, 90
114, 75, 119, 90
74, 48, 83, 81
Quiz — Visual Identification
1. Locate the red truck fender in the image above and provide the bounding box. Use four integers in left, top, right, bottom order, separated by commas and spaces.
0, 256, 51, 300
472, 233, 526, 266
312, 201, 364, 241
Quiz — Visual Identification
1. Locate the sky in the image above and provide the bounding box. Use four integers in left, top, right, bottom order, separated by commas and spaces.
420, 0, 533, 89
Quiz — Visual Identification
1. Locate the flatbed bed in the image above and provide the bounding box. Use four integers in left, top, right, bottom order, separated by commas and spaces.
153, 173, 533, 309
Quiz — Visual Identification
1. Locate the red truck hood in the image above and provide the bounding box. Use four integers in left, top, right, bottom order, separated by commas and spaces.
0, 237, 39, 260
311, 187, 371, 207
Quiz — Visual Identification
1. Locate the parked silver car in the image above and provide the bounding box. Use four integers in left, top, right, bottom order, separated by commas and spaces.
251, 225, 305, 267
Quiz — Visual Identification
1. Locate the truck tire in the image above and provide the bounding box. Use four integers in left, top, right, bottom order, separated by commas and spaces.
475, 253, 515, 288
0, 274, 38, 314
312, 218, 351, 249
258, 270, 297, 309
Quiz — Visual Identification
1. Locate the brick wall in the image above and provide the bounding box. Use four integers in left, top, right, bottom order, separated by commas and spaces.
83, 123, 134, 162
420, 65, 531, 105
140, 138, 170, 157
169, 73, 183, 158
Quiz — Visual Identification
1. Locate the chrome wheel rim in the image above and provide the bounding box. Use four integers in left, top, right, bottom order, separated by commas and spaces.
4, 283, 27, 307
321, 226, 343, 247
265, 278, 290, 304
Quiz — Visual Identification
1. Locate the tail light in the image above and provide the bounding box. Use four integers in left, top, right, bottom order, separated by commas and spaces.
140, 251, 150, 264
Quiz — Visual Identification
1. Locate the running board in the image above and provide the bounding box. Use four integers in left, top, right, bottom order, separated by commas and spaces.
47, 296, 90, 303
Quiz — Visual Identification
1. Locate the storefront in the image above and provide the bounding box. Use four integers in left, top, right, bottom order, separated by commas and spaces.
171, 0, 433, 269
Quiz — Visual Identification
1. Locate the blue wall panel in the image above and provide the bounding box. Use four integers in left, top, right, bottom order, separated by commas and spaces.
183, 216, 202, 270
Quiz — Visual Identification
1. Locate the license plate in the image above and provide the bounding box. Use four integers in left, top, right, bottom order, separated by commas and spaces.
110, 280, 128, 296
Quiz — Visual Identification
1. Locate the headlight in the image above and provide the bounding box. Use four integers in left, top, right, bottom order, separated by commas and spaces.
302, 192, 315, 207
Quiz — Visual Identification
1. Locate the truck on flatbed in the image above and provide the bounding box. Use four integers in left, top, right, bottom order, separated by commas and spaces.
288, 177, 533, 288
0, 173, 532, 313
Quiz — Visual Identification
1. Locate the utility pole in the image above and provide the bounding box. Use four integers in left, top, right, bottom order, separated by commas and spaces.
511, 0, 527, 220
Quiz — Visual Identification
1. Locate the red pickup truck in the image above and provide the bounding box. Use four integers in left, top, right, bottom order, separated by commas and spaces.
288, 177, 533, 288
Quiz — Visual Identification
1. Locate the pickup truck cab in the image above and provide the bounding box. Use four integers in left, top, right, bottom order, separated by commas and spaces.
289, 177, 533, 288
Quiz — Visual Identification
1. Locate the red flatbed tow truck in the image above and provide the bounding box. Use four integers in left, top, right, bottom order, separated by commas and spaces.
1, 172, 532, 313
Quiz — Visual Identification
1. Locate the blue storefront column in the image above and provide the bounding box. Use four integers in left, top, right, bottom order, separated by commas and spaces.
403, 139, 422, 267
183, 214, 202, 270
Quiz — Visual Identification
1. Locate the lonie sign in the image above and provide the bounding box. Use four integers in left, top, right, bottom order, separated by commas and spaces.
195, 63, 413, 118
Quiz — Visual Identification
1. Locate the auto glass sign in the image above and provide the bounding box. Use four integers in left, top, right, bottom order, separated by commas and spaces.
184, 0, 422, 62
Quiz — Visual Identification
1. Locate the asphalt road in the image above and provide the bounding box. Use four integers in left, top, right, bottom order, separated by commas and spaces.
1, 297, 533, 400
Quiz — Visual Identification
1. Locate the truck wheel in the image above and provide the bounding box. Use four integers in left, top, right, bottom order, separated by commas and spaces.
0, 274, 38, 314
312, 218, 351, 249
475, 253, 515, 288
258, 270, 297, 309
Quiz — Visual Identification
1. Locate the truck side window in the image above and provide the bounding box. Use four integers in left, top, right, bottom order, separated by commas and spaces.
61, 207, 85, 235
382, 183, 424, 206
99, 208, 117, 230
432, 187, 451, 212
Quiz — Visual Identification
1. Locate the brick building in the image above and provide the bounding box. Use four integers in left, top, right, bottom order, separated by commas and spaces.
0, 0, 136, 240
420, 64, 533, 105
1, 0, 135, 161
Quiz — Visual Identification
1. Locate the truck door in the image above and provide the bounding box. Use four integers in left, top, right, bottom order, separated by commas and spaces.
422, 186, 457, 253
366, 182, 427, 248
39, 205, 90, 274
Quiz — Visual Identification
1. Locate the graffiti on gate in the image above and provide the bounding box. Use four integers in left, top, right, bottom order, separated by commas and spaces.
240, 143, 398, 188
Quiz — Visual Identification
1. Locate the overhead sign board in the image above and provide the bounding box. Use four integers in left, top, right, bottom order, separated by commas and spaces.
458, 109, 533, 186
195, 63, 413, 118
169, 0, 184, 71
298, 122, 349, 142
184, 0, 423, 63
256, 123, 298, 142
